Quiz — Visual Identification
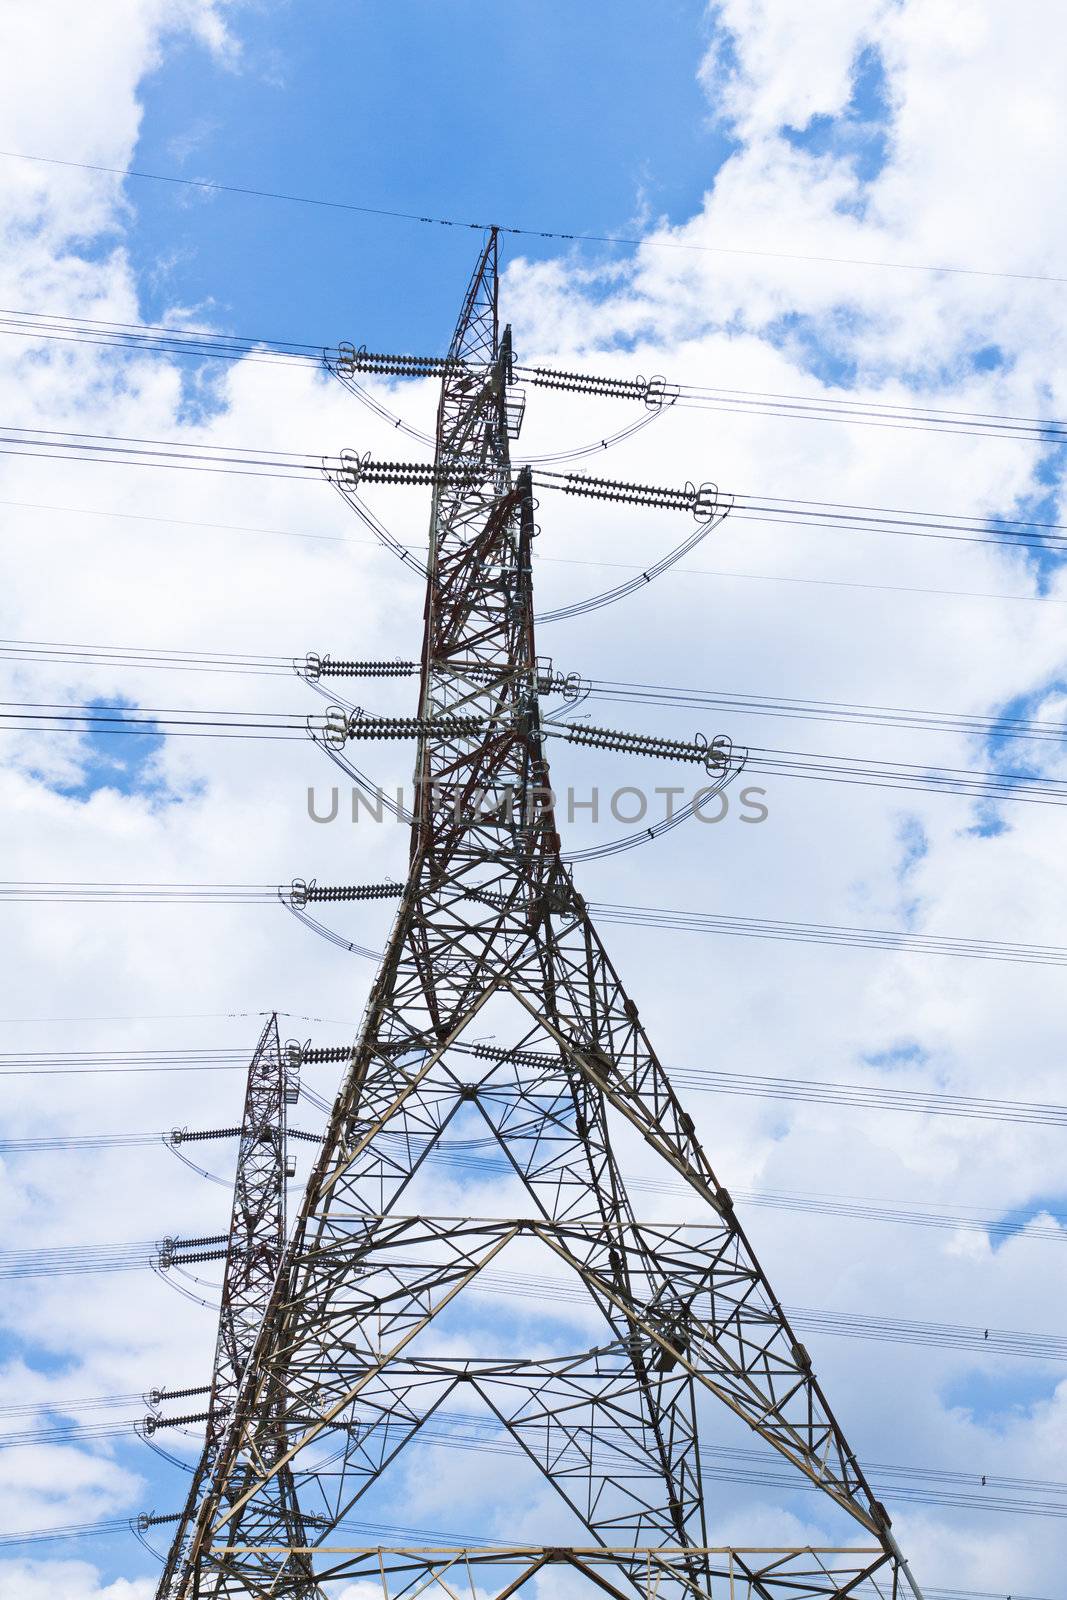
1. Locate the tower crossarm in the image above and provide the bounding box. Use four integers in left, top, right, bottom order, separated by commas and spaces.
333, 709, 740, 779
332, 451, 719, 517
324, 342, 680, 411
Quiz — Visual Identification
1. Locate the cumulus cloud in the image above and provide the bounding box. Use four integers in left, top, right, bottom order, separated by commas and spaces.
0, 1562, 153, 1600
1, 0, 1065, 1592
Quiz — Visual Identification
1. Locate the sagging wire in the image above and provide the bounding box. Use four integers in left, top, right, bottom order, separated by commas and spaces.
281, 892, 383, 960
141, 1430, 196, 1473
299, 699, 743, 871
324, 453, 733, 625
327, 351, 669, 464
287, 756, 741, 892
149, 1260, 217, 1311
130, 1519, 168, 1563
560, 773, 743, 863
537, 493, 731, 624
165, 1139, 234, 1189
520, 409, 665, 466
307, 723, 416, 823
327, 458, 428, 577
300, 672, 362, 716
327, 362, 436, 448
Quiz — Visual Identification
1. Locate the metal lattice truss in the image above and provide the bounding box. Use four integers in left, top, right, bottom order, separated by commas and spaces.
155, 1016, 315, 1595
205, 1544, 899, 1600
159, 236, 921, 1600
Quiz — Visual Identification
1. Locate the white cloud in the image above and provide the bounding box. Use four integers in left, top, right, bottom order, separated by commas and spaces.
699, 0, 899, 139
0, 1563, 152, 1600
2, 0, 1066, 1592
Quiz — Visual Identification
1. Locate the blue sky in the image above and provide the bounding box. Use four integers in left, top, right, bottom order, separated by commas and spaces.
46, 701, 168, 802
5, 1, 1067, 1595
130, 0, 733, 351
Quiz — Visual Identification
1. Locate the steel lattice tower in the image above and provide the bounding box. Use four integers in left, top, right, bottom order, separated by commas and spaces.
155, 1015, 312, 1594
159, 236, 923, 1600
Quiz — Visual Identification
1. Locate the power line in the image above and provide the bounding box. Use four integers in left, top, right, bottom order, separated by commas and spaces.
588, 899, 1067, 971
5, 883, 1067, 973
2, 496, 1058, 609
0, 1515, 136, 1548
7, 420, 1067, 557
664, 382, 1066, 446
584, 680, 1067, 746
0, 883, 279, 903
332, 339, 1067, 446
5, 1025, 1067, 1134
0, 1390, 146, 1422
5, 1233, 1067, 1363
305, 1410, 1067, 1521
737, 744, 1067, 805
7, 1404, 1067, 1525
0, 1131, 165, 1152
4, 305, 1066, 447
0, 1046, 252, 1076
6, 638, 1067, 747
2, 149, 1064, 286
666, 1064, 1067, 1128
398, 1138, 1067, 1243
473, 1270, 1067, 1362
455, 1036, 1067, 1129
6, 692, 1067, 805
0, 1009, 341, 1024
340, 342, 1067, 447
5, 1122, 1065, 1245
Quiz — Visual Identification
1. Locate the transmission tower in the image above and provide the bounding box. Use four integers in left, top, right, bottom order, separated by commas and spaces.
152, 1015, 313, 1596
156, 235, 923, 1599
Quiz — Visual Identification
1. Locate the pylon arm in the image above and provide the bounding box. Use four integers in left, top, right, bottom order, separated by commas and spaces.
332, 708, 740, 777
299, 653, 580, 700
326, 340, 680, 409
333, 451, 719, 516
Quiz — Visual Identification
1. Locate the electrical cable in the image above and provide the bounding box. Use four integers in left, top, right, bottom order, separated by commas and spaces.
8, 1123, 1062, 1244
6, 637, 1067, 750
0, 1515, 137, 1547
0, 1390, 148, 1420
329, 358, 668, 462
582, 679, 1067, 747
2, 496, 1061, 609
282, 896, 384, 959
3, 303, 1066, 448
536, 500, 729, 624
586, 899, 1067, 970
5, 882, 1067, 972
10, 1233, 1067, 1367
7, 1038, 1067, 1128
1, 152, 1064, 285
5, 1403, 1067, 1526
8, 691, 1067, 807
308, 727, 416, 821
470, 1269, 1067, 1361
0, 882, 280, 902
0, 637, 302, 679
0, 1046, 253, 1076
7, 420, 1067, 556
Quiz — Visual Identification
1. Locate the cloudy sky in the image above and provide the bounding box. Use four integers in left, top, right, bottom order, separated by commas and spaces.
1, 0, 1066, 1594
